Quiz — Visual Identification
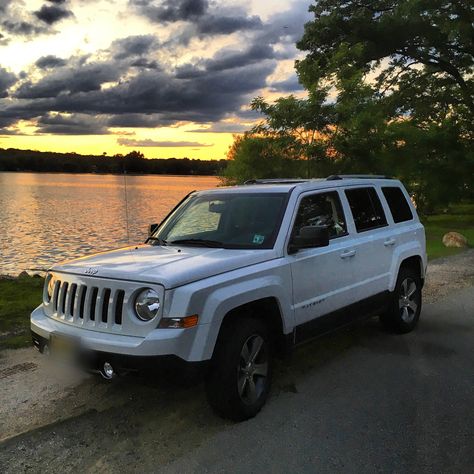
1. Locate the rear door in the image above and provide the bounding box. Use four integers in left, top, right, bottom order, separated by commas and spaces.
342, 186, 393, 300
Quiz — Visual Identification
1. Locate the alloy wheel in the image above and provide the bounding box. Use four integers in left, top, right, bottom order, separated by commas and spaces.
237, 334, 268, 405
398, 277, 418, 323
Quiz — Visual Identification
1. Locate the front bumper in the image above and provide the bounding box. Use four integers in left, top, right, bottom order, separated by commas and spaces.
31, 305, 208, 362
31, 330, 209, 377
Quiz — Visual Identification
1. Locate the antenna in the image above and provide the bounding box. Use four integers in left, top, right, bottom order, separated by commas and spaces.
122, 158, 131, 247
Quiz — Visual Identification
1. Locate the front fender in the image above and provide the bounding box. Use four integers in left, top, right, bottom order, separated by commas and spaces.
165, 260, 293, 361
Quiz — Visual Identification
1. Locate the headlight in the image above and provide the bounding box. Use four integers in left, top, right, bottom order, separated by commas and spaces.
134, 288, 160, 321
45, 275, 55, 302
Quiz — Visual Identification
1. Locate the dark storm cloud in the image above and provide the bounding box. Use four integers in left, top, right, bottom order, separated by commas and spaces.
0, 0, 48, 40
195, 14, 261, 35
269, 75, 304, 92
0, 67, 17, 98
15, 62, 120, 98
130, 0, 208, 23
130, 58, 160, 69
36, 113, 108, 134
47, 0, 67, 3
112, 35, 158, 60
130, 0, 262, 41
176, 43, 276, 79
188, 122, 249, 133
108, 113, 170, 128
205, 44, 276, 72
34, 4, 73, 25
117, 138, 212, 147
0, 1, 311, 135
35, 55, 67, 69
1, 60, 275, 129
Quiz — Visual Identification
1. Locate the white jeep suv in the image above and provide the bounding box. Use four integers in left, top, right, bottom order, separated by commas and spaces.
31, 175, 427, 420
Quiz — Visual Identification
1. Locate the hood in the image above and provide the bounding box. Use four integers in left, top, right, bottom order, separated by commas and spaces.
52, 244, 278, 289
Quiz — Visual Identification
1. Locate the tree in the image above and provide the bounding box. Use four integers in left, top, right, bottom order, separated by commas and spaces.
296, 0, 474, 135
250, 93, 337, 177
221, 134, 303, 185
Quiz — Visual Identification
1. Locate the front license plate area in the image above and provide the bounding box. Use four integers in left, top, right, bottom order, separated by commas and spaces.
50, 333, 80, 361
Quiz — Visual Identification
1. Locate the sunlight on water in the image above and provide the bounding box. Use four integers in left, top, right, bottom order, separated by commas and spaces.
0, 172, 220, 276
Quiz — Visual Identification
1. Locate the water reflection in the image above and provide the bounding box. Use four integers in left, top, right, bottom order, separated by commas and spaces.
0, 172, 219, 275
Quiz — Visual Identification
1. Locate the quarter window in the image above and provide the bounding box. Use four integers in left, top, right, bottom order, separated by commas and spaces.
292, 191, 347, 240
382, 187, 413, 223
345, 187, 387, 232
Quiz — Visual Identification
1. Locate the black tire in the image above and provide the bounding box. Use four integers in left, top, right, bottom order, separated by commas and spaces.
205, 317, 273, 421
380, 266, 422, 333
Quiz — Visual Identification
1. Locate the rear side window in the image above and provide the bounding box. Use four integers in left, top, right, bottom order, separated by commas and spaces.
345, 187, 387, 232
382, 187, 413, 223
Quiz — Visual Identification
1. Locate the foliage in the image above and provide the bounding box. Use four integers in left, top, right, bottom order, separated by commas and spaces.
0, 275, 44, 350
297, 0, 474, 134
0, 148, 227, 176
422, 203, 474, 259
224, 0, 473, 213
221, 134, 303, 185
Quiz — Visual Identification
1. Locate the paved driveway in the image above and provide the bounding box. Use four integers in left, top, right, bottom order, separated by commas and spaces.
1, 283, 474, 473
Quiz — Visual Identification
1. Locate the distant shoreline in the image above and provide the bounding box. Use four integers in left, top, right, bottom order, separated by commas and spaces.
0, 170, 220, 178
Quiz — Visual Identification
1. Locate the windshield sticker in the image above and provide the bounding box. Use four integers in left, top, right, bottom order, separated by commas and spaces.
253, 234, 265, 245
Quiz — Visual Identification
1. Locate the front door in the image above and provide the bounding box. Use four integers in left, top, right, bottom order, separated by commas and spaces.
289, 190, 357, 337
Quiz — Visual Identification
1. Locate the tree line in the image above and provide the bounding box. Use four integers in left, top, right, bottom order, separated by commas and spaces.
0, 148, 226, 176
223, 0, 474, 214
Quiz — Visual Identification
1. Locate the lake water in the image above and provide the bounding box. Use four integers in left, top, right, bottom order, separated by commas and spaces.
0, 172, 219, 276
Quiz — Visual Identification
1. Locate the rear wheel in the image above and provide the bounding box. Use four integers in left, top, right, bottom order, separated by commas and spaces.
205, 317, 273, 421
380, 266, 422, 333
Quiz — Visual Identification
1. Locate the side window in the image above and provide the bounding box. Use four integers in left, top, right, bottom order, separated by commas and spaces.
292, 191, 347, 240
382, 187, 413, 223
345, 187, 387, 232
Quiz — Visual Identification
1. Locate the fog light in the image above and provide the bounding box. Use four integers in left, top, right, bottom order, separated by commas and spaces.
101, 362, 115, 379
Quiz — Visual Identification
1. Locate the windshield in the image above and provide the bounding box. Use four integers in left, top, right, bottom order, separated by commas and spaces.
151, 192, 289, 249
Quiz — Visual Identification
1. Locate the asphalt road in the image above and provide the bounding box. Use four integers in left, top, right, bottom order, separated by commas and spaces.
1, 285, 473, 473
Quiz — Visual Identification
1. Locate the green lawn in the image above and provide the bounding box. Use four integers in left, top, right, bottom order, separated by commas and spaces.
423, 203, 474, 260
0, 275, 43, 350
0, 203, 472, 351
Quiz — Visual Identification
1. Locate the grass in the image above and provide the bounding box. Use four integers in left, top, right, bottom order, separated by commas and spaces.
423, 203, 474, 260
0, 275, 43, 350
0, 203, 472, 351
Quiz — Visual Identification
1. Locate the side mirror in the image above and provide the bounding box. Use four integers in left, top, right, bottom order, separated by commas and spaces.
288, 225, 330, 254
149, 223, 159, 236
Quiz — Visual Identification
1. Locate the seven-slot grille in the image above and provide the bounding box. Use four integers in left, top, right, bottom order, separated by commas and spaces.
50, 279, 125, 328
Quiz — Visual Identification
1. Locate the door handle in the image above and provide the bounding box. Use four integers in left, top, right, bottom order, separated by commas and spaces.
384, 238, 396, 247
340, 250, 356, 259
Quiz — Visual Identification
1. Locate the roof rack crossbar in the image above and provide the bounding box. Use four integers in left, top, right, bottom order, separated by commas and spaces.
326, 174, 392, 181
243, 178, 309, 185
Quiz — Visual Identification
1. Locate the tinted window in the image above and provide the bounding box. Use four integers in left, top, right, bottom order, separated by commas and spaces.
382, 187, 413, 223
345, 187, 387, 232
292, 191, 347, 240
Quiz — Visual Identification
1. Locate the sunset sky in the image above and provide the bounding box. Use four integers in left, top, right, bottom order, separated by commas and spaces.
0, 0, 310, 159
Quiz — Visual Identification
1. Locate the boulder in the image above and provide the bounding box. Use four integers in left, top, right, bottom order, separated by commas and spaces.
442, 232, 468, 248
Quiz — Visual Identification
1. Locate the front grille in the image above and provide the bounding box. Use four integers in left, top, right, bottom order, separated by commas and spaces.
51, 280, 125, 328
45, 273, 163, 337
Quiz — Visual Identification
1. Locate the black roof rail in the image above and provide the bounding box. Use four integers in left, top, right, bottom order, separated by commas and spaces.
243, 178, 309, 185
326, 174, 392, 181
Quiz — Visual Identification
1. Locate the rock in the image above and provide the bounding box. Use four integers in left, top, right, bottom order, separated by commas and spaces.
442, 232, 468, 248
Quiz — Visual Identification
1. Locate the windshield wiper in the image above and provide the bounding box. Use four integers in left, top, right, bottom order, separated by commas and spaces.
146, 236, 168, 246
170, 238, 224, 248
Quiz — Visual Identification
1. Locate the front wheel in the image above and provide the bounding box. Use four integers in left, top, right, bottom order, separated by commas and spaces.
205, 317, 273, 421
380, 267, 422, 333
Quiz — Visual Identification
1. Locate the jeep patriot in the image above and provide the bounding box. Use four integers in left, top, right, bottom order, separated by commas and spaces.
31, 175, 427, 420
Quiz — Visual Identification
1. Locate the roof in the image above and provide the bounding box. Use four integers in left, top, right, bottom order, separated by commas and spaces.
197, 176, 400, 195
